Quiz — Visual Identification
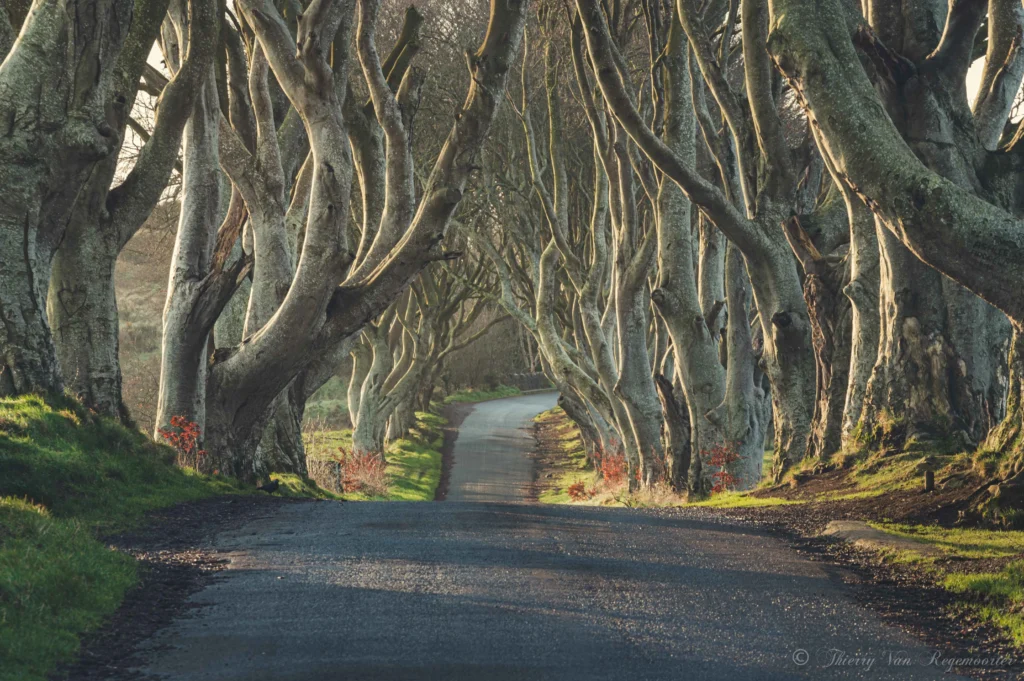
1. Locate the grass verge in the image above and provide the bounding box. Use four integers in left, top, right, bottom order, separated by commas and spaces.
0, 394, 253, 681
305, 411, 445, 501
864, 522, 1024, 646
534, 408, 593, 504
443, 385, 521, 404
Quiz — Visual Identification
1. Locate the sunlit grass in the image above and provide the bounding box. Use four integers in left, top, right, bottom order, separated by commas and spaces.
688, 493, 804, 508
305, 412, 445, 501
944, 562, 1024, 645
443, 385, 522, 404
870, 523, 1024, 560
0, 394, 256, 681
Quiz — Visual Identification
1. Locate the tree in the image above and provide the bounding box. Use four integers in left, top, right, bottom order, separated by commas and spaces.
766, 0, 1024, 518
156, 0, 528, 481
0, 0, 135, 395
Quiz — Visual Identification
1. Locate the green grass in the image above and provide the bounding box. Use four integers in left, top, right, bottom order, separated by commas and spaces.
0, 394, 245, 532
0, 394, 254, 681
687, 492, 805, 508
870, 523, 1024, 560
270, 473, 343, 500
443, 385, 521, 404
305, 412, 445, 501
944, 562, 1024, 645
383, 412, 445, 501
0, 498, 137, 681
862, 523, 1024, 646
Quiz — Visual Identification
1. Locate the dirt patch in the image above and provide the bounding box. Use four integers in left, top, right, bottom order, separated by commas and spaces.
748, 468, 978, 528
51, 495, 308, 681
434, 402, 474, 501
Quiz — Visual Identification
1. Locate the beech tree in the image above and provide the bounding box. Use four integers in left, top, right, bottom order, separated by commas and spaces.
347, 258, 504, 455
7, 0, 1024, 522
154, 0, 527, 481
45, 0, 218, 422
766, 0, 1024, 518
0, 0, 140, 395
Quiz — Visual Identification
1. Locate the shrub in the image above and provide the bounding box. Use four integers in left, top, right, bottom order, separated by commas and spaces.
704, 441, 741, 493
331, 446, 389, 497
157, 415, 207, 471
599, 450, 627, 486
567, 481, 593, 501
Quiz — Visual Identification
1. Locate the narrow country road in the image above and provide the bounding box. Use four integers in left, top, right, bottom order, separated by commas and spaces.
446, 391, 558, 502
129, 394, 968, 680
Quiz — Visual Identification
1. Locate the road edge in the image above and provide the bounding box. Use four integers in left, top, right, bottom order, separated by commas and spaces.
434, 402, 475, 501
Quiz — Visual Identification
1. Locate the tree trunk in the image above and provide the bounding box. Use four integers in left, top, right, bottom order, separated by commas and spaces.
785, 219, 850, 461
841, 205, 880, 446
48, 224, 129, 420
859, 230, 955, 449
655, 372, 691, 490
386, 396, 415, 444
351, 325, 394, 457
707, 243, 771, 489
0, 0, 133, 397
156, 69, 222, 443
254, 381, 308, 476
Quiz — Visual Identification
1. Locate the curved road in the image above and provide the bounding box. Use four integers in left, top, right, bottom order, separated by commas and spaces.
129, 394, 968, 680
446, 391, 558, 502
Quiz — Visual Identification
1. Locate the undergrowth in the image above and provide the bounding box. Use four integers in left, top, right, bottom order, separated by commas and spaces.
304, 411, 445, 501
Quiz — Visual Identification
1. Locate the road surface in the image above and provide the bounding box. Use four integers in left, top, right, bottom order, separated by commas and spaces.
446, 391, 558, 502
129, 394, 969, 680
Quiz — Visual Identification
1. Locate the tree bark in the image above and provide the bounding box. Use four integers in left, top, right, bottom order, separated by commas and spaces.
156, 67, 223, 442
0, 0, 134, 396
48, 0, 217, 420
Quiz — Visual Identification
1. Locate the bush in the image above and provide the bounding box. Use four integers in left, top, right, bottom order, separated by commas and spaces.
599, 450, 627, 486
567, 481, 593, 501
331, 447, 389, 497
157, 415, 207, 471
704, 441, 741, 493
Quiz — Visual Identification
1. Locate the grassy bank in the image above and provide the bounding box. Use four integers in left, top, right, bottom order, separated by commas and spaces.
534, 408, 593, 504
866, 523, 1024, 645
0, 395, 250, 681
443, 385, 521, 404
304, 412, 446, 501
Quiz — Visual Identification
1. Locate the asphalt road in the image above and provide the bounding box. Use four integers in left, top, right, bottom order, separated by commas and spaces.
446, 391, 559, 502
131, 394, 969, 681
